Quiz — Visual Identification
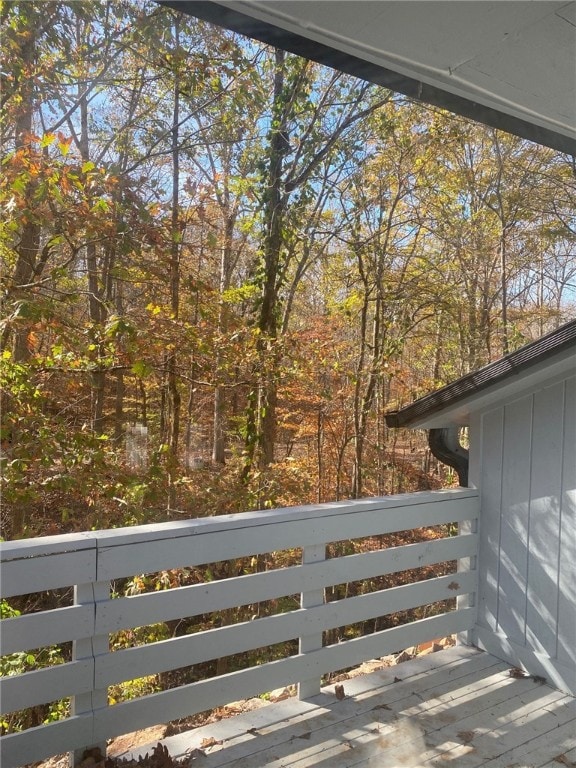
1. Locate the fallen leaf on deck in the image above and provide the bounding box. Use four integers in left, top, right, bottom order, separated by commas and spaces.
200, 737, 222, 749
554, 755, 576, 767
112, 743, 178, 768
508, 667, 527, 678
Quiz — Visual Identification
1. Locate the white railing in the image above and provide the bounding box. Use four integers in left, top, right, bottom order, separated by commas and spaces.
0, 488, 479, 767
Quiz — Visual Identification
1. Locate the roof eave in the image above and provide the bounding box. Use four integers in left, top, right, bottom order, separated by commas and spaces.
385, 321, 576, 430
161, 0, 576, 156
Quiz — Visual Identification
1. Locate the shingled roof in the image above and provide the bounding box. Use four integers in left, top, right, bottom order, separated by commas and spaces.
385, 319, 576, 429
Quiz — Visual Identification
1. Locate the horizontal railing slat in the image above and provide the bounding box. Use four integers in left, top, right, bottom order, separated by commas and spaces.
0, 533, 96, 560
0, 659, 94, 714
0, 714, 94, 768
97, 495, 478, 580
97, 571, 476, 685
0, 605, 94, 655
92, 490, 478, 547
93, 608, 476, 741
97, 533, 477, 633
0, 550, 97, 598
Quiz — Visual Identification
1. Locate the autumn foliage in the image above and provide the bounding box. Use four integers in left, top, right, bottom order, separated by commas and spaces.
1, 1, 574, 537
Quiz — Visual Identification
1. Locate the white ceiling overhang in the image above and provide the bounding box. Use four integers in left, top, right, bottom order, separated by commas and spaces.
166, 1, 576, 155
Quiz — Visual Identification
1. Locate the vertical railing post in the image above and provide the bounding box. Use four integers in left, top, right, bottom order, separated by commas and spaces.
70, 580, 109, 767
298, 543, 326, 699
457, 510, 479, 645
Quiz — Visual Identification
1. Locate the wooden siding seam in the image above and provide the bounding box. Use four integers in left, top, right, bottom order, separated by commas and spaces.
523, 393, 535, 647
495, 406, 505, 634
553, 379, 567, 660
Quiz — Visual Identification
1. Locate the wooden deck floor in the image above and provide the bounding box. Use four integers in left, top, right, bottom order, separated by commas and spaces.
120, 646, 576, 767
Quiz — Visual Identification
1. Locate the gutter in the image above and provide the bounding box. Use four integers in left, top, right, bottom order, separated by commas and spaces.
384, 319, 576, 430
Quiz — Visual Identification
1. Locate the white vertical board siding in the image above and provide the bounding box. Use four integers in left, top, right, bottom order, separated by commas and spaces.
497, 395, 532, 646
474, 374, 576, 695
525, 382, 564, 657
476, 407, 504, 633
558, 376, 576, 671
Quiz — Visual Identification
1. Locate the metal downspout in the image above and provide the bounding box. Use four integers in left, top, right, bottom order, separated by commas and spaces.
428, 427, 469, 487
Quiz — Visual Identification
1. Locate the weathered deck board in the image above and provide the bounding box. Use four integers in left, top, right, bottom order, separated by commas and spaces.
118, 646, 576, 767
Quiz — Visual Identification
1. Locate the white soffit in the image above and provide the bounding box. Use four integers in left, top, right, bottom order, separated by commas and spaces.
192, 0, 576, 153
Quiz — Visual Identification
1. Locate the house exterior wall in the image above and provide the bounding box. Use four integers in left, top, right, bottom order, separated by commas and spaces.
468, 373, 576, 695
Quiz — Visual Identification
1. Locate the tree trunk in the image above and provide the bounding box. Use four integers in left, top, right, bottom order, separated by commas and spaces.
499, 232, 509, 355
6, 7, 40, 363
212, 216, 235, 464
167, 15, 182, 510
243, 49, 289, 476
75, 15, 109, 435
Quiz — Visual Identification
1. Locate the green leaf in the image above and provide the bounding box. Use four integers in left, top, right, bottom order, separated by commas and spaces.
58, 138, 72, 156
92, 198, 110, 213
11, 177, 27, 195
131, 360, 153, 378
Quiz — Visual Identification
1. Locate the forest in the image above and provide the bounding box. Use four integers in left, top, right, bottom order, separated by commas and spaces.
1, 0, 576, 539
